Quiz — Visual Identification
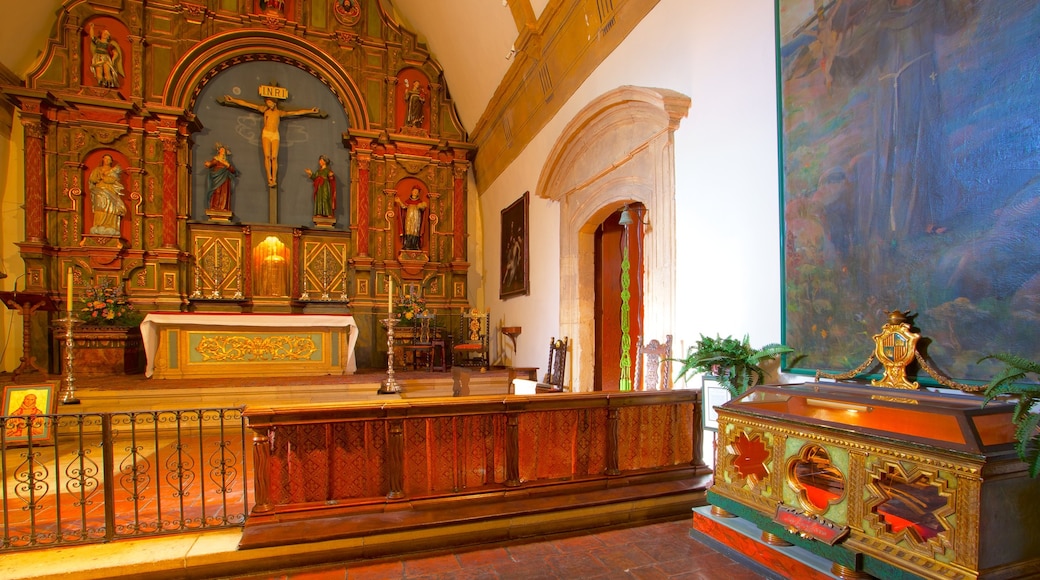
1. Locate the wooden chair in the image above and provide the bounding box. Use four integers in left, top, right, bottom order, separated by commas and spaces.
430, 328, 450, 372
539, 336, 568, 392
634, 334, 672, 391
452, 309, 489, 369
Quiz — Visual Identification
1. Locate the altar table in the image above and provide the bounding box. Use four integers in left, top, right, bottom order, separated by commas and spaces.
141, 313, 358, 379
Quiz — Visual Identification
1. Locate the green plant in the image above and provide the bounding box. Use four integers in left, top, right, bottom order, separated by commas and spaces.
673, 334, 794, 398
78, 281, 141, 326
979, 352, 1040, 478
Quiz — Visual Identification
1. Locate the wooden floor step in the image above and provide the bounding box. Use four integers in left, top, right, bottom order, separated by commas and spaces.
239, 473, 712, 558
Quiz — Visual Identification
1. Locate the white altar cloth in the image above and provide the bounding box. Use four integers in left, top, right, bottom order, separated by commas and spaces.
141, 312, 358, 378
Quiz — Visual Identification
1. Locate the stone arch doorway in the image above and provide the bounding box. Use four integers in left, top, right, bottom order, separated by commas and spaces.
536, 87, 690, 392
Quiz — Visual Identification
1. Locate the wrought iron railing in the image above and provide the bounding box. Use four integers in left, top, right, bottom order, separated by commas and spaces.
1, 407, 250, 552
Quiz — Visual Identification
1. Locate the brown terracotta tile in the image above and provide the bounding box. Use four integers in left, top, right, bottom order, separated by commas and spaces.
403, 553, 462, 577
456, 546, 512, 568
346, 560, 405, 579
284, 569, 348, 580
625, 564, 673, 580
410, 567, 499, 580
545, 551, 612, 577
504, 539, 562, 562
491, 559, 559, 580
630, 537, 713, 564
593, 527, 637, 546
684, 565, 767, 580
554, 532, 607, 553
587, 544, 657, 571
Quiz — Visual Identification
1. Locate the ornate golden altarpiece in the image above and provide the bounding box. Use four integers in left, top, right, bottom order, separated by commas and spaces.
707, 313, 1040, 579
1, 0, 476, 370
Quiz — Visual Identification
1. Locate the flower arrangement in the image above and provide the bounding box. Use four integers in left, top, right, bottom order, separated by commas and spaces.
79, 281, 140, 326
395, 292, 429, 324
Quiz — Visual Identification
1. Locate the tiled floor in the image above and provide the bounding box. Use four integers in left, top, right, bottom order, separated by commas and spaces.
236, 519, 764, 580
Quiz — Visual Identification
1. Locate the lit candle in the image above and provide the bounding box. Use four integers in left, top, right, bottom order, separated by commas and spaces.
388, 276, 393, 314
66, 268, 73, 314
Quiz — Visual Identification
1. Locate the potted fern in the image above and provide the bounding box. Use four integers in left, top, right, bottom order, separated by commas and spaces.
979, 353, 1040, 478
673, 334, 794, 398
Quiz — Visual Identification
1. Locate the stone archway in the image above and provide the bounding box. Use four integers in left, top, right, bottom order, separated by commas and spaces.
536, 86, 690, 392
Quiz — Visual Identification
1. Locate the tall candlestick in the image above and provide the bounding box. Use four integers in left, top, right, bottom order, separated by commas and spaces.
388, 276, 393, 314
66, 268, 73, 314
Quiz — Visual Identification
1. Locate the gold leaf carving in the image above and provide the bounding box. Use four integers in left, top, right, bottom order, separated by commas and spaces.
196, 335, 318, 362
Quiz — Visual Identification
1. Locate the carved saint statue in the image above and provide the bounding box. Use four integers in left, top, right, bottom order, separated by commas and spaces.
88, 154, 127, 236
217, 95, 326, 187
397, 187, 427, 251
88, 24, 123, 89
204, 143, 236, 212
305, 155, 336, 218
404, 79, 426, 128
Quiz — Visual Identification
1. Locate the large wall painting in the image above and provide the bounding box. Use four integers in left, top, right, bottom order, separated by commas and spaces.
778, 0, 1040, 382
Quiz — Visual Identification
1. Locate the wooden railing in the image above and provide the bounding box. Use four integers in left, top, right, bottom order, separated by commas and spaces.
243, 390, 705, 521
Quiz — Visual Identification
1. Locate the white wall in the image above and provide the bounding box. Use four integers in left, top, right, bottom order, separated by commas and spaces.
479, 0, 783, 379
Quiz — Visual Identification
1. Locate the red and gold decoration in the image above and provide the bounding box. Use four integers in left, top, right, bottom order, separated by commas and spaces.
0, 0, 475, 372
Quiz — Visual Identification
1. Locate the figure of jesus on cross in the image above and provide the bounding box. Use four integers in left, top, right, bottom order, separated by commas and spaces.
218, 86, 326, 187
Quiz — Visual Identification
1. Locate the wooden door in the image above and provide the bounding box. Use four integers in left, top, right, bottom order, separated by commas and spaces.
594, 205, 644, 391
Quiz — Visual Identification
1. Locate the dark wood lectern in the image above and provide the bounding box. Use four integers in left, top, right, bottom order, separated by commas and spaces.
0, 291, 58, 379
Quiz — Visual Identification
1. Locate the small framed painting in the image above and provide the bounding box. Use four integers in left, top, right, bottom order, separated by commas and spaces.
500, 191, 530, 299
3, 381, 59, 447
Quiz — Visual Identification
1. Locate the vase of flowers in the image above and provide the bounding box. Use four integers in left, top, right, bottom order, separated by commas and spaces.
71, 281, 145, 376
395, 292, 429, 326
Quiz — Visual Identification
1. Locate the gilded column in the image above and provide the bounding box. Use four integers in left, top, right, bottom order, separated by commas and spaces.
429, 82, 442, 134
452, 161, 466, 262
291, 228, 302, 298
128, 34, 144, 99
22, 116, 47, 243
385, 77, 398, 129
356, 153, 371, 257
159, 135, 178, 248
243, 226, 253, 298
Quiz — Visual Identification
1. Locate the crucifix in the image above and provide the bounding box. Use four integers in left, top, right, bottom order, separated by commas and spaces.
218, 83, 326, 223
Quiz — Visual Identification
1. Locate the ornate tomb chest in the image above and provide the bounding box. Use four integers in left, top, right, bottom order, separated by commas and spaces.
709, 381, 1038, 579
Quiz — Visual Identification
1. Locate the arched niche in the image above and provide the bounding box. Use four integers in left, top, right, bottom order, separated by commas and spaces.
191, 60, 351, 227
536, 86, 690, 392
163, 29, 368, 128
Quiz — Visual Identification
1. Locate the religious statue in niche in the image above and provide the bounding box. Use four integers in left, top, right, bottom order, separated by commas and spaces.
218, 90, 326, 187
403, 79, 426, 128
397, 186, 428, 251
334, 0, 361, 24
87, 23, 123, 89
88, 154, 127, 236
204, 143, 236, 222
305, 155, 336, 220
259, 0, 285, 15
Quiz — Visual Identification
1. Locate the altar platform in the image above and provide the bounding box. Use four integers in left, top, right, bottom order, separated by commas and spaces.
0, 365, 535, 412
140, 312, 359, 380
